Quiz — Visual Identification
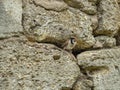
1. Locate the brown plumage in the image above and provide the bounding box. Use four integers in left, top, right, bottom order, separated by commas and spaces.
62, 37, 77, 52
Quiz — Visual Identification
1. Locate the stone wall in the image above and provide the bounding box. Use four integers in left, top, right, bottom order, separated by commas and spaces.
0, 0, 120, 90
0, 0, 22, 38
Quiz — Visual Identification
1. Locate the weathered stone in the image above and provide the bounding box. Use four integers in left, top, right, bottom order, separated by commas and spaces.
90, 15, 98, 30
64, 0, 97, 15
0, 36, 80, 90
0, 0, 22, 38
1, 0, 120, 90
116, 1, 120, 45
94, 0, 120, 36
23, 0, 95, 50
77, 47, 120, 90
33, 0, 68, 12
93, 36, 116, 48
73, 76, 93, 90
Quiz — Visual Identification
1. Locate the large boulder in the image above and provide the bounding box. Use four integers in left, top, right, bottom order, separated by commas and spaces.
0, 0, 22, 38
23, 0, 95, 50
77, 47, 120, 90
63, 0, 97, 15
0, 36, 80, 90
33, 0, 68, 12
94, 0, 120, 36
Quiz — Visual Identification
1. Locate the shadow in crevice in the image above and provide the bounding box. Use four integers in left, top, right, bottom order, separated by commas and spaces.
72, 49, 85, 58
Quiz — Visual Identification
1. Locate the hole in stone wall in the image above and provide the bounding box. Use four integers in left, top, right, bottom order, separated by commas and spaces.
114, 35, 120, 46
61, 87, 72, 90
79, 66, 88, 76
72, 49, 85, 58
53, 55, 60, 60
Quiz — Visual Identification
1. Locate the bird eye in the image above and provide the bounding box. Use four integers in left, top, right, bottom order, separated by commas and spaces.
70, 38, 75, 44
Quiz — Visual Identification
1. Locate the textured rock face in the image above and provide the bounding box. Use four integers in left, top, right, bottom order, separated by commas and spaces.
95, 0, 120, 36
73, 76, 93, 90
77, 47, 120, 90
64, 0, 97, 15
23, 0, 96, 50
0, 0, 120, 90
0, 36, 80, 90
33, 0, 68, 12
117, 0, 120, 45
94, 36, 116, 48
0, 0, 22, 38
23, 0, 120, 51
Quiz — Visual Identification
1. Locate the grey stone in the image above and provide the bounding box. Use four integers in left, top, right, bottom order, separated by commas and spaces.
90, 15, 98, 30
77, 47, 120, 90
93, 36, 116, 48
33, 0, 68, 12
73, 76, 93, 90
95, 0, 120, 36
23, 0, 95, 50
63, 0, 97, 15
0, 0, 22, 38
0, 36, 80, 90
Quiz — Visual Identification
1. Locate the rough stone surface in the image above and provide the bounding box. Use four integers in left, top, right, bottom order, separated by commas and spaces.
94, 0, 120, 36
33, 0, 68, 12
0, 36, 80, 90
64, 0, 97, 15
77, 47, 120, 90
90, 15, 98, 30
73, 75, 93, 90
0, 0, 22, 38
1, 0, 120, 90
23, 0, 95, 50
93, 36, 116, 48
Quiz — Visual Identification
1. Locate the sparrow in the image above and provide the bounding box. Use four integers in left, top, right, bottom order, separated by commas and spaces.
62, 37, 77, 53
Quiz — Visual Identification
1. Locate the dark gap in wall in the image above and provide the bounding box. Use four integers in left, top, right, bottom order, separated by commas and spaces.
72, 49, 85, 58
79, 66, 88, 76
61, 87, 72, 90
114, 29, 120, 46
91, 86, 95, 90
